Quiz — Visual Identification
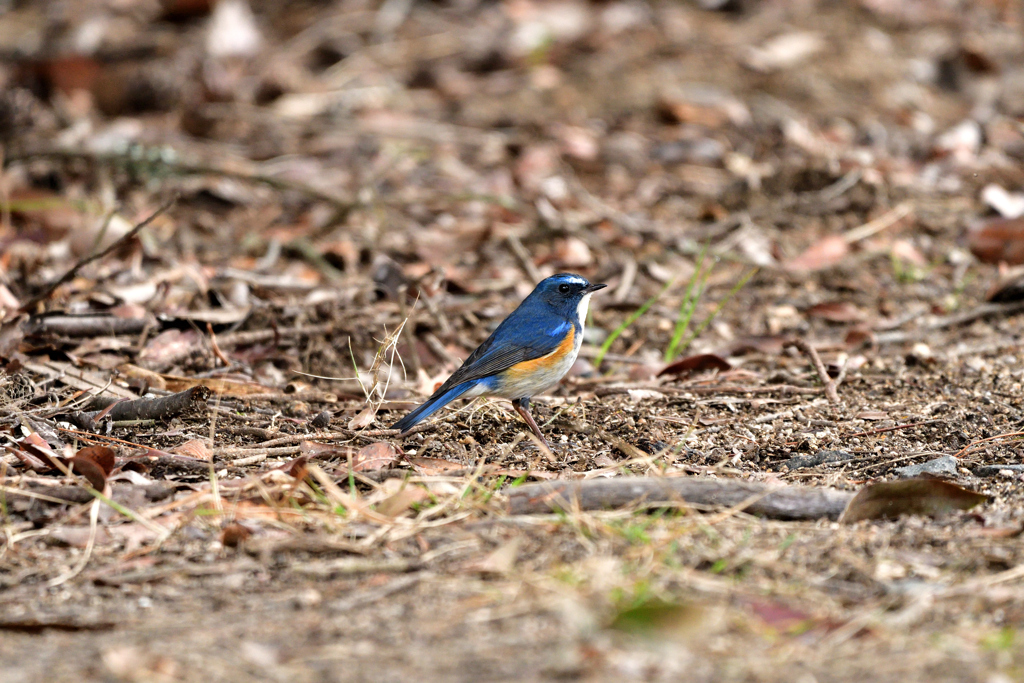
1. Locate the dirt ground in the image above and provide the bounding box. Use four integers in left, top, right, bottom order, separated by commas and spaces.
3, 0, 1024, 681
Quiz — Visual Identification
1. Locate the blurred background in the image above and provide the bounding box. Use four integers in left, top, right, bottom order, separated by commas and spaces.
6, 5, 1024, 680
1, 0, 1023, 371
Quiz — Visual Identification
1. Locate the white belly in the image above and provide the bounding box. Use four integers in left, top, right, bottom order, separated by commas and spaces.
495, 346, 579, 398
493, 314, 588, 399
465, 291, 593, 401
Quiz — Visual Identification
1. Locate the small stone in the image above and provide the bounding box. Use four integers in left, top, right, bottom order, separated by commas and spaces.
896, 456, 959, 478
310, 411, 332, 429
782, 449, 854, 470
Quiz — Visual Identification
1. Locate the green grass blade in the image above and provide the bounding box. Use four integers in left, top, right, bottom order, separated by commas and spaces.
665, 249, 712, 362
593, 277, 675, 368
674, 266, 758, 358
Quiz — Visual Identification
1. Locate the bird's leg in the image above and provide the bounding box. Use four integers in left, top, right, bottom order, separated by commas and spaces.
512, 397, 552, 451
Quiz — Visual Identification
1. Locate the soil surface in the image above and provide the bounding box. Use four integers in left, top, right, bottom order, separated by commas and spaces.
3, 0, 1024, 681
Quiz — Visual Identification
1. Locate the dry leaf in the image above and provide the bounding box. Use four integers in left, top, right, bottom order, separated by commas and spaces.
376, 485, 431, 518
744, 598, 840, 635
514, 143, 560, 192
840, 478, 987, 523
140, 329, 200, 366
784, 235, 850, 272
0, 284, 19, 313
70, 445, 115, 474
49, 525, 113, 548
351, 442, 400, 472
349, 403, 379, 430
6, 188, 86, 237
102, 646, 179, 682
117, 364, 168, 391
658, 353, 731, 377
466, 538, 522, 575
279, 455, 310, 481
552, 237, 593, 267
969, 218, 1024, 265
805, 301, 866, 323
11, 432, 63, 471
171, 440, 212, 461
844, 327, 876, 349
744, 32, 825, 72
206, 0, 263, 58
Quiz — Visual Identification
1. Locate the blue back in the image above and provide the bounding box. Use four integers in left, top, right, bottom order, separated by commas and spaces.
390, 273, 601, 433
428, 274, 593, 391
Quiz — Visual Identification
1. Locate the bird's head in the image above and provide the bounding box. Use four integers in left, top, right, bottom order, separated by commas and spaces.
529, 273, 607, 324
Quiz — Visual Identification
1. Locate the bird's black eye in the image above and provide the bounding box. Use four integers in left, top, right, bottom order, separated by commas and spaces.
558, 284, 571, 294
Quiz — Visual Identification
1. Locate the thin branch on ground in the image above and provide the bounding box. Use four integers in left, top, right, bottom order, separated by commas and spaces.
18, 196, 178, 313
784, 338, 843, 405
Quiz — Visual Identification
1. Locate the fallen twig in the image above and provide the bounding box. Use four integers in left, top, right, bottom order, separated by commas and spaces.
784, 338, 842, 404
842, 201, 913, 244
508, 476, 853, 520
25, 315, 151, 338
19, 197, 177, 313
86, 386, 212, 422
506, 234, 543, 283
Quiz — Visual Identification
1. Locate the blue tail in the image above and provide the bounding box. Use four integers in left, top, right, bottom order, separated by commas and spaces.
391, 381, 478, 433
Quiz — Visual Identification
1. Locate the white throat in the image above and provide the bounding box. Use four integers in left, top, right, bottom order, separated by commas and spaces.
576, 293, 592, 330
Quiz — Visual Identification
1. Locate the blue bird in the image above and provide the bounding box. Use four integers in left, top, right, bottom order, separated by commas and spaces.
392, 273, 606, 449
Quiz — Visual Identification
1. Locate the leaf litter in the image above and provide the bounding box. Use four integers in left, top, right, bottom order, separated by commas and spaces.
1, 0, 1024, 681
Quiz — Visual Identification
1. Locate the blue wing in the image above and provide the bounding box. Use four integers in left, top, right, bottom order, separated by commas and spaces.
391, 378, 485, 433
438, 307, 570, 389
391, 305, 571, 433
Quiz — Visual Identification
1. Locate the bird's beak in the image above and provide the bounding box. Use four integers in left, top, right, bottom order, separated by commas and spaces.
585, 283, 608, 294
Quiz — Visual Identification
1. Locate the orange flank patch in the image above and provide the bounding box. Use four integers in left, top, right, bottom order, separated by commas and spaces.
505, 327, 575, 380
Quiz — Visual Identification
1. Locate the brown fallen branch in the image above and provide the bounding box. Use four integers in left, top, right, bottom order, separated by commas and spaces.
508, 477, 854, 521
784, 338, 843, 405
25, 315, 151, 338
87, 386, 212, 422
19, 197, 177, 313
